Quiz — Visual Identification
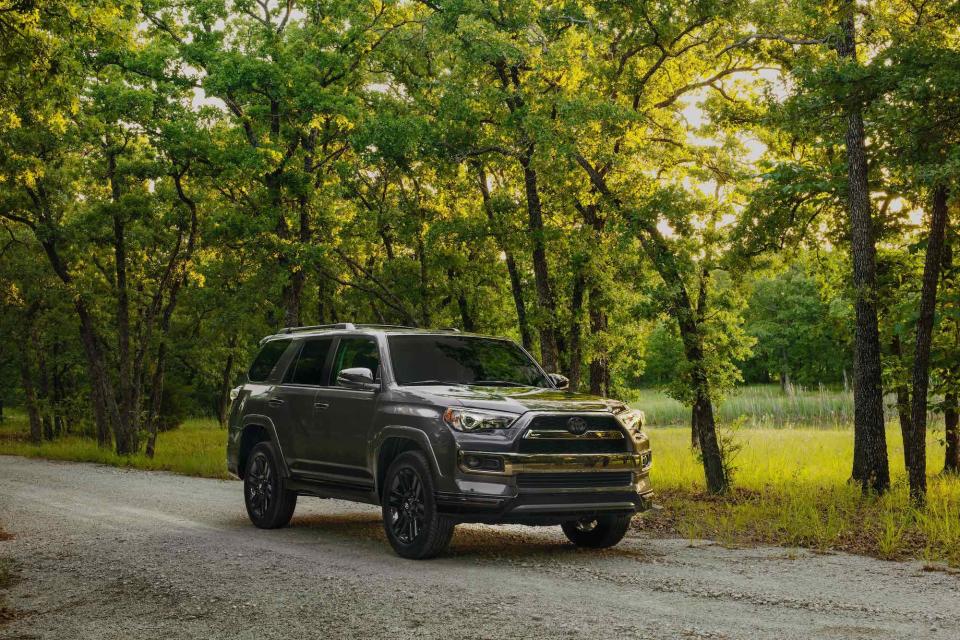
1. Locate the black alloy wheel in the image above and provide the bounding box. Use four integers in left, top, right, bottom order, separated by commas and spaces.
244, 440, 297, 529
387, 467, 426, 544
381, 451, 455, 559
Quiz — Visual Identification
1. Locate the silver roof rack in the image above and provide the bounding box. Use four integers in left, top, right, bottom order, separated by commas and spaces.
278, 323, 356, 334
276, 322, 427, 335
355, 323, 418, 330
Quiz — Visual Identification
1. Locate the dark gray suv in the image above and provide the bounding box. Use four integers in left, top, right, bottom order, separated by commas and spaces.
227, 324, 653, 559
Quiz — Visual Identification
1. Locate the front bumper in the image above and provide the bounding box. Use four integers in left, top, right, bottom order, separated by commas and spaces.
435, 487, 653, 525
438, 450, 653, 524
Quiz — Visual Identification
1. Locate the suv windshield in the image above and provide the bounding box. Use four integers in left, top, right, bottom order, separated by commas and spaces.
388, 335, 550, 388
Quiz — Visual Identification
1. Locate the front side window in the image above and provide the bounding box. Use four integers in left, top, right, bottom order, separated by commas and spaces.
248, 339, 292, 382
332, 337, 381, 385
388, 335, 549, 387
285, 338, 333, 386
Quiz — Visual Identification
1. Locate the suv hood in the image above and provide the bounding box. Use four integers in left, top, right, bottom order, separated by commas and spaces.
397, 384, 627, 415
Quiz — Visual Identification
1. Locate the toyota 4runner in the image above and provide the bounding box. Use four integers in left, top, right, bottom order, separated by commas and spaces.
227, 324, 653, 559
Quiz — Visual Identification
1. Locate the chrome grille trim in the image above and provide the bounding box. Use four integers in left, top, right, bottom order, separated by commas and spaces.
522, 429, 625, 440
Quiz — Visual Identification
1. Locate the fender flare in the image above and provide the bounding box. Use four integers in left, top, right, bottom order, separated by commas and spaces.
240, 414, 291, 477
369, 426, 444, 494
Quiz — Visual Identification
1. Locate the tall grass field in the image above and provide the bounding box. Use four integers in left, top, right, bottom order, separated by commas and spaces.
1, 386, 958, 566
633, 383, 916, 428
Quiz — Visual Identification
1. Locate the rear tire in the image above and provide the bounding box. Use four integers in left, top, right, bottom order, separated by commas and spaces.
244, 441, 297, 529
381, 451, 454, 559
561, 514, 632, 549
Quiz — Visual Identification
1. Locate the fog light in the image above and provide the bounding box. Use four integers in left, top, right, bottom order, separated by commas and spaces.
460, 454, 504, 472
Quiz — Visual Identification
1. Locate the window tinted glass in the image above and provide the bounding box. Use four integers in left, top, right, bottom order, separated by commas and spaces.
285, 338, 333, 386
388, 335, 548, 387
332, 337, 381, 384
248, 339, 291, 382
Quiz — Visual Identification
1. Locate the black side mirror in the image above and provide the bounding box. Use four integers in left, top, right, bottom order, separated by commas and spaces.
548, 373, 570, 390
337, 367, 379, 391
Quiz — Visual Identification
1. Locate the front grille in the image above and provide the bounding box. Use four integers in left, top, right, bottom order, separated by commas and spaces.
517, 472, 634, 489
518, 414, 629, 454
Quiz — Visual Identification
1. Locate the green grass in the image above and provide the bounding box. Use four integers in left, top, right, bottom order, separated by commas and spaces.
632, 384, 910, 429
642, 425, 960, 566
2, 398, 959, 566
0, 415, 229, 479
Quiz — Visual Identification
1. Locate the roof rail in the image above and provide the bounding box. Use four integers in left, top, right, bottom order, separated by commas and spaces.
278, 323, 355, 334
355, 323, 417, 330
440, 327, 460, 332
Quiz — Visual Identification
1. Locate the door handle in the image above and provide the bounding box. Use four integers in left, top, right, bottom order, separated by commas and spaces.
314, 402, 330, 410
267, 398, 285, 406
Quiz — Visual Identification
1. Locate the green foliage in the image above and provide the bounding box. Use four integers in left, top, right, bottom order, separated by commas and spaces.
1, 0, 959, 495
743, 259, 851, 385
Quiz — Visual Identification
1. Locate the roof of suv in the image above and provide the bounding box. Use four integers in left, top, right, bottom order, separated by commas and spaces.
259, 323, 493, 344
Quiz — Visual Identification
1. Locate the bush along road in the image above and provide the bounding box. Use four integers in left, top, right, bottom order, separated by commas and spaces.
0, 455, 958, 640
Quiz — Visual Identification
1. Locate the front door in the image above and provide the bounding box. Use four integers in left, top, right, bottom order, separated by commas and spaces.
311, 336, 381, 487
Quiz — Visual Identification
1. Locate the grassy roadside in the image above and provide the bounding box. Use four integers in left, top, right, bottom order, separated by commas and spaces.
2, 410, 958, 566
0, 417, 230, 479
639, 426, 960, 567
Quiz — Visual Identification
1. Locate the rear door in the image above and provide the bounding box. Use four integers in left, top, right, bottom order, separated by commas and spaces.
246, 338, 296, 454
271, 337, 334, 475
310, 335, 382, 486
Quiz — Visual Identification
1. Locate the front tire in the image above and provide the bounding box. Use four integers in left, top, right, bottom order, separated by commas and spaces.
244, 441, 297, 529
381, 451, 454, 559
561, 514, 632, 549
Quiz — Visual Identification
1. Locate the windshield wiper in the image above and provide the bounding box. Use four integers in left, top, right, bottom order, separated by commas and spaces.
468, 380, 528, 387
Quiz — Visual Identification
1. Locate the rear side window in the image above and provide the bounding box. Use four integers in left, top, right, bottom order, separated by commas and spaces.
248, 339, 291, 382
285, 338, 334, 386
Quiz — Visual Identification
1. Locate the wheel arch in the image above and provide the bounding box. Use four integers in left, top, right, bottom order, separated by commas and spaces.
373, 428, 443, 498
238, 416, 287, 479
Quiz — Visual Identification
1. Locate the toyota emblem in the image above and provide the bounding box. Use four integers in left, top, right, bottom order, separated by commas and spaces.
566, 416, 589, 435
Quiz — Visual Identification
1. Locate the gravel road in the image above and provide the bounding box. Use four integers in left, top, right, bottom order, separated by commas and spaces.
0, 455, 957, 640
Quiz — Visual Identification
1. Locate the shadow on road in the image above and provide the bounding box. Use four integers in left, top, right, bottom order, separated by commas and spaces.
223, 511, 658, 562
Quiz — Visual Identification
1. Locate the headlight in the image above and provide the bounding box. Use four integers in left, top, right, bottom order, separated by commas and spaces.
443, 407, 518, 432
619, 409, 645, 435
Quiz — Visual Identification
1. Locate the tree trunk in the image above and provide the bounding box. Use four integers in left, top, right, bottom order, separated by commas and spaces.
109, 153, 139, 455
89, 373, 110, 448
567, 271, 586, 391
448, 267, 476, 332
944, 390, 959, 474
318, 268, 337, 324
837, 5, 890, 493
33, 331, 54, 440
144, 341, 167, 459
476, 164, 533, 350
416, 229, 430, 327
287, 196, 310, 328
52, 360, 65, 436
891, 334, 913, 471
907, 184, 949, 501
217, 341, 238, 427
519, 152, 560, 372
679, 311, 727, 493
588, 287, 609, 396
19, 353, 42, 444
38, 237, 122, 451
